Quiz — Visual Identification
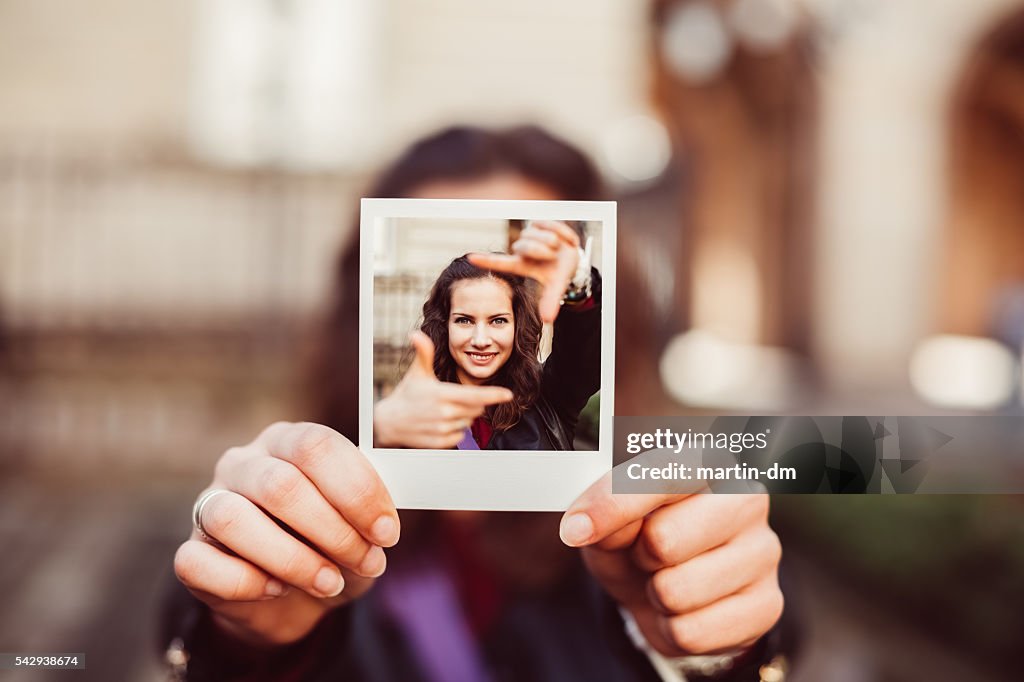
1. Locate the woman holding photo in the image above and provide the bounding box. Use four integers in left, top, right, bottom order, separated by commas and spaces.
373, 220, 601, 451
161, 126, 792, 681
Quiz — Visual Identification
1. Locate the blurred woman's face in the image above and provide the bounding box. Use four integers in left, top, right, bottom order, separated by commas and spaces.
448, 277, 515, 385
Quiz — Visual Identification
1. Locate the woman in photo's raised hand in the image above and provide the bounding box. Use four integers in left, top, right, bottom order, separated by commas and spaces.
469, 220, 584, 323
374, 330, 514, 449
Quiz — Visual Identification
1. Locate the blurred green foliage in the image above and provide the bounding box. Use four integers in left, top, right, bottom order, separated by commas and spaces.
773, 495, 1024, 672
578, 392, 601, 445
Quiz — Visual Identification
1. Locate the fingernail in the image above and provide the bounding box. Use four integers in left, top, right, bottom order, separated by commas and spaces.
560, 513, 594, 547
371, 515, 399, 546
359, 545, 387, 577
264, 579, 288, 598
314, 567, 344, 597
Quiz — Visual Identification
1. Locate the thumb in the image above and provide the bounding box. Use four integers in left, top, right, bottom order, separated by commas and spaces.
409, 331, 437, 378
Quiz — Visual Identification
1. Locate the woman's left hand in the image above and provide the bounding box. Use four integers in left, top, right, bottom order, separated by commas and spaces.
469, 220, 580, 323
560, 473, 784, 657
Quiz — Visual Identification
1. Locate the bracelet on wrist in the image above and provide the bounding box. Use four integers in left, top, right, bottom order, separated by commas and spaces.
562, 236, 593, 305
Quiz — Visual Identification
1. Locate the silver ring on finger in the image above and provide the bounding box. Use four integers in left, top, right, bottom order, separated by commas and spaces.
192, 488, 232, 542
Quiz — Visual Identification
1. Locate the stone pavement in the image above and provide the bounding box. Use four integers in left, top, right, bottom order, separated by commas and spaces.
0, 474, 196, 682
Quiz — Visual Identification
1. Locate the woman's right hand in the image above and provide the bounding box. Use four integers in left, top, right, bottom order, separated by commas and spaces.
173, 421, 400, 646
374, 331, 513, 448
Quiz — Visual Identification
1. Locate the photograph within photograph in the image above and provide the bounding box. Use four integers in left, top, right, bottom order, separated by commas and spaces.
372, 215, 605, 453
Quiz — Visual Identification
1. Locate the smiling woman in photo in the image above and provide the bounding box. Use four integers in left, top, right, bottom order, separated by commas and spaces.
373, 220, 602, 451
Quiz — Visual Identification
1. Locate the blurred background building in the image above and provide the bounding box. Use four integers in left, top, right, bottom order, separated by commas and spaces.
1, 1, 1023, 680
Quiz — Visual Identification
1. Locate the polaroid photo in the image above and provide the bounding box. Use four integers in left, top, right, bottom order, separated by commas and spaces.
359, 198, 616, 510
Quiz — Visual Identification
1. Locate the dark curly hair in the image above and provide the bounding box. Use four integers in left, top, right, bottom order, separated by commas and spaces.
419, 255, 542, 431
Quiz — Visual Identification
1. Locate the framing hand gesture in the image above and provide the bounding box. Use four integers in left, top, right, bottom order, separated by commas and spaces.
374, 331, 513, 449
469, 220, 582, 323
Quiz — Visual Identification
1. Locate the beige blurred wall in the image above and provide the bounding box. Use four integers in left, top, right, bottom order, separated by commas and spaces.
0, 0, 196, 140
375, 0, 651, 166
0, 0, 652, 167
0, 1, 653, 474
0, 0, 652, 325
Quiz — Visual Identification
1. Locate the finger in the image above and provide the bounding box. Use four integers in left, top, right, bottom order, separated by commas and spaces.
600, 518, 645, 550
439, 402, 490, 421
512, 238, 559, 262
418, 414, 474, 439
196, 489, 347, 599
212, 443, 261, 482
530, 220, 581, 247
537, 257, 575, 323
435, 408, 485, 435
436, 382, 514, 406
520, 225, 561, 249
220, 456, 387, 578
467, 252, 529, 277
175, 539, 289, 602
559, 470, 689, 548
425, 432, 469, 449
580, 544, 648, 610
658, 577, 784, 655
408, 419, 469, 449
436, 415, 475, 435
632, 493, 770, 572
394, 416, 475, 450
264, 423, 401, 547
646, 527, 782, 615
410, 331, 436, 378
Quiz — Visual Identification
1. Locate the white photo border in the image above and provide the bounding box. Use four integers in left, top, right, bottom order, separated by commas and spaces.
359, 198, 617, 510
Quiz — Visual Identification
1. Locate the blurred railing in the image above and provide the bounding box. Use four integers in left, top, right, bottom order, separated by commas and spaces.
0, 140, 364, 476
0, 139, 362, 328
372, 272, 435, 397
